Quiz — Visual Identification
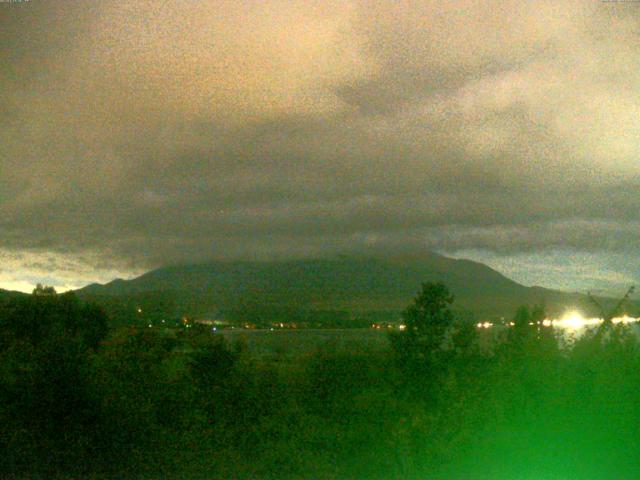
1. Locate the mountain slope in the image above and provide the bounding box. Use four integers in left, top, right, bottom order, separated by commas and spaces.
76, 252, 635, 321
0, 289, 27, 300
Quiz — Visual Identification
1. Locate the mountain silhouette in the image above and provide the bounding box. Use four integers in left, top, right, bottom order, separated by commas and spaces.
76, 251, 636, 322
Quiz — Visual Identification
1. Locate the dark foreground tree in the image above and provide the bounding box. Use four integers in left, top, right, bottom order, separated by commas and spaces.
32, 283, 57, 296
390, 281, 455, 369
589, 286, 635, 343
504, 304, 556, 357
0, 292, 109, 477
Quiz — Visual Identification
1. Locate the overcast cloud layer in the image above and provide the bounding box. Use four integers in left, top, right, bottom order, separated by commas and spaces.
1, 0, 639, 293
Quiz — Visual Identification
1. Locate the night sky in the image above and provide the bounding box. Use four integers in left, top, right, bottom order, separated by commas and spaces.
1, 1, 639, 294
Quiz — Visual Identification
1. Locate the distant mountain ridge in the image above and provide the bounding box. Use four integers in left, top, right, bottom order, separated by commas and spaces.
0, 288, 27, 300
76, 252, 637, 321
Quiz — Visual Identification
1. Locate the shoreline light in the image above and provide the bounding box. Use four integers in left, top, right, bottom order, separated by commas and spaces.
475, 311, 639, 330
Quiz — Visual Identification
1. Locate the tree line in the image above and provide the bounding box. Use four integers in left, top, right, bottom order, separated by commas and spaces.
1, 282, 639, 479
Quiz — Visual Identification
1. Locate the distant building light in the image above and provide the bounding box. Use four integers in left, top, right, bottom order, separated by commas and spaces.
476, 322, 493, 329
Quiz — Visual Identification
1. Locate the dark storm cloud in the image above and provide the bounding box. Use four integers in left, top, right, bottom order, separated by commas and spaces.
1, 0, 639, 290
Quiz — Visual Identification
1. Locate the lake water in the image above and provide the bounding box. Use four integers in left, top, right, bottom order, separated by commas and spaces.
215, 321, 640, 358
217, 328, 391, 357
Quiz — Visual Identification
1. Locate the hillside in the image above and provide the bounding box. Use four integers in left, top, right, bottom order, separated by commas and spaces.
76, 252, 636, 322
0, 289, 27, 301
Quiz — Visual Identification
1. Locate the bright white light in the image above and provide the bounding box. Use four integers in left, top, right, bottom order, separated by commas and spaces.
556, 312, 586, 330
560, 312, 586, 330
472, 313, 638, 330
553, 311, 604, 330
612, 315, 636, 325
476, 322, 493, 329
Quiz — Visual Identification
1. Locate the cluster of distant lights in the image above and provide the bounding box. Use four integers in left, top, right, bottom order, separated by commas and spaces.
137, 305, 637, 332
475, 312, 639, 331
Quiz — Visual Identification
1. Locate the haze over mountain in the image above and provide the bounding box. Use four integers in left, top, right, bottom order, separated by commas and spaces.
77, 251, 635, 322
